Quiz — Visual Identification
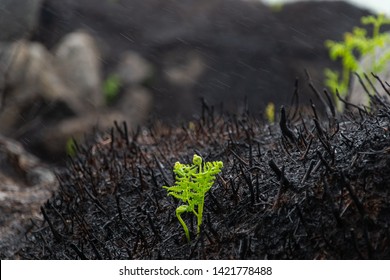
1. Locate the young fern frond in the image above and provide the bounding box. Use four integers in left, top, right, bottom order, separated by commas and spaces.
163, 154, 223, 242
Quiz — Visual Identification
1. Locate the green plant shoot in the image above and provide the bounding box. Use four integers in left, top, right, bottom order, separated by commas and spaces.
163, 154, 223, 241
265, 102, 275, 124
103, 74, 122, 104
65, 138, 77, 157
324, 14, 390, 110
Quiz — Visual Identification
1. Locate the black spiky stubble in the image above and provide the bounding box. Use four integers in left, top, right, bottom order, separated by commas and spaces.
18, 78, 390, 260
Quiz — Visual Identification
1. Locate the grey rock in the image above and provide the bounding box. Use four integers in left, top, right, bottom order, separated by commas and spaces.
55, 30, 104, 109
0, 134, 58, 259
117, 86, 153, 125
0, 0, 43, 41
0, 40, 79, 135
116, 51, 153, 86
162, 50, 205, 88
0, 35, 111, 161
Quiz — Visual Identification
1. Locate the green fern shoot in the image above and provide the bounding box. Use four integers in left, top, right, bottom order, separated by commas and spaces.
163, 154, 223, 242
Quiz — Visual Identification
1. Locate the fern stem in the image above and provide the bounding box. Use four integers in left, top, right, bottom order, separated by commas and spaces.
197, 201, 204, 235
176, 207, 190, 242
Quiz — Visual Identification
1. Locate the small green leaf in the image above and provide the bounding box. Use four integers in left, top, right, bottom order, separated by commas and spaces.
65, 138, 77, 157
103, 74, 121, 104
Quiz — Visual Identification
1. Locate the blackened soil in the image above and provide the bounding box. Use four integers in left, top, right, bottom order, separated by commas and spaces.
17, 91, 390, 259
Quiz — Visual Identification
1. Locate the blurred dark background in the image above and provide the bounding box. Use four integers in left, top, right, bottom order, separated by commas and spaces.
0, 0, 381, 162
32, 0, 371, 119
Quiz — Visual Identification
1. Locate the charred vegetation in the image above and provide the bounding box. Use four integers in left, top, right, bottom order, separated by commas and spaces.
17, 78, 390, 260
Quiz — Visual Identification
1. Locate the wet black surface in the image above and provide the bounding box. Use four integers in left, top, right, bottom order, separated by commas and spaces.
16, 80, 390, 259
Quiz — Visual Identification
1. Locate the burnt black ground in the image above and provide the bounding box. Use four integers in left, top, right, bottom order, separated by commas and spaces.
16, 81, 390, 259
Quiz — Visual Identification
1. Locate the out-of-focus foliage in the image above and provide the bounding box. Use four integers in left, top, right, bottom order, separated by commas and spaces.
324, 14, 390, 110
103, 74, 122, 104
265, 102, 275, 123
65, 138, 77, 157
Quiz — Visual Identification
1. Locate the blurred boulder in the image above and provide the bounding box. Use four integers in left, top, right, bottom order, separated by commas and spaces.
116, 86, 153, 124
115, 51, 154, 87
0, 40, 79, 136
54, 30, 104, 109
0, 134, 57, 259
0, 30, 104, 119
111, 52, 154, 130
0, 30, 119, 161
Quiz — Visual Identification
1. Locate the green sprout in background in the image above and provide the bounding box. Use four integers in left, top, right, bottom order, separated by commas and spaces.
324, 14, 390, 110
103, 74, 122, 104
65, 137, 77, 157
269, 2, 284, 13
265, 102, 275, 124
163, 154, 223, 242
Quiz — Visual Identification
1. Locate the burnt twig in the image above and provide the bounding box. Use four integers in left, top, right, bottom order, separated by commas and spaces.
279, 106, 297, 143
